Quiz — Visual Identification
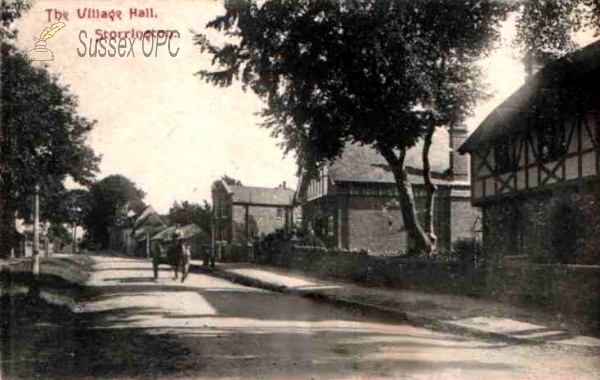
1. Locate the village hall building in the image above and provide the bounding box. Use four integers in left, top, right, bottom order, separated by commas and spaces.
295, 126, 479, 254
458, 41, 600, 265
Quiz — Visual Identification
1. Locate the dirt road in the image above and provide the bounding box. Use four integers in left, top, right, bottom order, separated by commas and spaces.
2, 255, 598, 379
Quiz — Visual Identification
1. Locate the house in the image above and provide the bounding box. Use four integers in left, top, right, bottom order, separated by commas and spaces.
108, 204, 166, 256
295, 126, 478, 253
458, 41, 600, 265
212, 181, 295, 244
131, 206, 167, 257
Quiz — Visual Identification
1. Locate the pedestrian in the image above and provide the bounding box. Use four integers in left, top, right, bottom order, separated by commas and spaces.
178, 236, 191, 283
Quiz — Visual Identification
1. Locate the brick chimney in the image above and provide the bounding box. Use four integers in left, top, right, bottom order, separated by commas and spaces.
449, 124, 469, 182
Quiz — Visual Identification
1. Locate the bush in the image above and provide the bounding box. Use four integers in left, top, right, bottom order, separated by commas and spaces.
451, 238, 485, 270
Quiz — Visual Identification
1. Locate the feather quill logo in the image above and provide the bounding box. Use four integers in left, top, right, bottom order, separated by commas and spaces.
24, 22, 66, 61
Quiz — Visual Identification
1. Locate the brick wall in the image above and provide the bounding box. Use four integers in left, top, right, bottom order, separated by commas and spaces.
347, 196, 408, 253
345, 189, 470, 253
450, 198, 481, 241
232, 204, 288, 242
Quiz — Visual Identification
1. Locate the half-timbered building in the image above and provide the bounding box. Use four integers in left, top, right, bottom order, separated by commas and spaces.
458, 41, 600, 265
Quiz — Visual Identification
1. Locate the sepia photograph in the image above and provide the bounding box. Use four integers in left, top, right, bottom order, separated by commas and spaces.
1, 0, 599, 379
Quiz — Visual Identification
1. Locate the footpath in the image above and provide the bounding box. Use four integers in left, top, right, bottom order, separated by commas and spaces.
190, 260, 600, 348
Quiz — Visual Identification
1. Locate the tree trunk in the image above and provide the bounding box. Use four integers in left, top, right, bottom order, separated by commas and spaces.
378, 146, 433, 254
0, 202, 16, 258
422, 123, 438, 250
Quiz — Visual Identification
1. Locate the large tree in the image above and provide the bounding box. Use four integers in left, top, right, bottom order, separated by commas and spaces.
168, 200, 212, 238
83, 175, 146, 248
196, 0, 509, 253
196, 0, 599, 253
1, 1, 100, 256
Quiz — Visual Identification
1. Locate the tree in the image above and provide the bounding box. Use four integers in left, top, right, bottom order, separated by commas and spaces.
196, 0, 598, 254
83, 175, 146, 248
168, 200, 212, 239
195, 0, 510, 253
221, 174, 243, 186
1, 1, 100, 256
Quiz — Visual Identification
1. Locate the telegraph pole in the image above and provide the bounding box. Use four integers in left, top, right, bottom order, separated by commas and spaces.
32, 184, 40, 276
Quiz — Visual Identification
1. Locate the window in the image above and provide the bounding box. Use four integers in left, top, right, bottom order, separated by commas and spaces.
533, 91, 567, 163
276, 208, 283, 219
493, 136, 517, 174
327, 216, 334, 236
536, 123, 566, 163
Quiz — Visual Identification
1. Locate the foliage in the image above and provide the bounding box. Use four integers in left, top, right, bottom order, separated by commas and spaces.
1, 36, 100, 255
196, 0, 510, 253
1, 0, 32, 42
220, 174, 243, 186
168, 200, 212, 239
196, 0, 599, 254
83, 175, 146, 248
514, 0, 600, 56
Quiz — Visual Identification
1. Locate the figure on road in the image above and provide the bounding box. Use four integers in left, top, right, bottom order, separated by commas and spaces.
151, 225, 190, 282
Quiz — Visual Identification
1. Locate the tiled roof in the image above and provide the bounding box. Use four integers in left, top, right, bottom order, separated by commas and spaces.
328, 141, 450, 184
459, 40, 600, 153
134, 206, 166, 230
229, 185, 295, 206
150, 223, 202, 241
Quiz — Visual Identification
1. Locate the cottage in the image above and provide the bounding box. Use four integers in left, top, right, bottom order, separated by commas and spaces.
295, 126, 478, 253
132, 205, 167, 257
458, 41, 600, 265
212, 181, 296, 244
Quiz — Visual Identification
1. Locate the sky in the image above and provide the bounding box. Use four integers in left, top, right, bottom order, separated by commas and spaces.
15, 0, 597, 214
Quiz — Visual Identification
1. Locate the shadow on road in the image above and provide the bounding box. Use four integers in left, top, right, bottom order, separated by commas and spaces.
0, 255, 547, 379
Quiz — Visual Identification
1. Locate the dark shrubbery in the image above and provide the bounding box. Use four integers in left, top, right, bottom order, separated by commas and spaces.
450, 238, 486, 270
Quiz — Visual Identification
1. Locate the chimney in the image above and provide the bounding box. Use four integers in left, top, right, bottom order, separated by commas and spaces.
524, 50, 556, 81
282, 181, 286, 189
449, 124, 469, 182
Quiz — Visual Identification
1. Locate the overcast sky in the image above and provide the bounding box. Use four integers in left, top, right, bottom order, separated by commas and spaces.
16, 0, 596, 213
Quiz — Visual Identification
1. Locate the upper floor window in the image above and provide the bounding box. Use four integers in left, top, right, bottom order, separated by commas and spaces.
536, 123, 566, 163
493, 136, 518, 174
215, 199, 229, 219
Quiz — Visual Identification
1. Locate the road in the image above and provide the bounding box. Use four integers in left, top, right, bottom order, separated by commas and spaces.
2, 255, 599, 380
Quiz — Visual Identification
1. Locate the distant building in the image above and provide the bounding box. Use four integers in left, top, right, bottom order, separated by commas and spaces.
295, 126, 478, 253
132, 206, 167, 257
212, 181, 295, 244
458, 41, 600, 264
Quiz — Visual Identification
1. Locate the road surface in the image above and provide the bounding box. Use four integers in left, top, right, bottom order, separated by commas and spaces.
2, 255, 599, 380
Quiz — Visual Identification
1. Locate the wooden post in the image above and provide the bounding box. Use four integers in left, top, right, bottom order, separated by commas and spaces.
32, 184, 40, 275
146, 232, 150, 259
